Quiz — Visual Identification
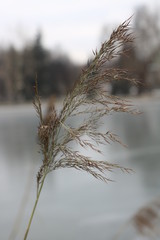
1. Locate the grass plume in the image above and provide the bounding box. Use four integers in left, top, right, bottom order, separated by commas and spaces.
24, 18, 137, 240
113, 197, 160, 240
132, 198, 160, 237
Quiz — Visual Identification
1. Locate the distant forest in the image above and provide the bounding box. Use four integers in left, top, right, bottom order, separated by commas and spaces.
0, 6, 160, 103
0, 32, 81, 102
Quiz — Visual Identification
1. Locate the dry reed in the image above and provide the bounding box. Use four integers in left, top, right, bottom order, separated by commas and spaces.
24, 17, 137, 240
113, 197, 160, 240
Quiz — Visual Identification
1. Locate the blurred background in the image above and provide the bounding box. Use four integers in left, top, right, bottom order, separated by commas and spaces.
1, 0, 160, 240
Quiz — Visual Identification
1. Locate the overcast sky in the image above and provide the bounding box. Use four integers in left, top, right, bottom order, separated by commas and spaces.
0, 0, 159, 63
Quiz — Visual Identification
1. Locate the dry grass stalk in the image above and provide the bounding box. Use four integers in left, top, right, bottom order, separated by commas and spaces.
132, 198, 160, 237
113, 197, 160, 240
24, 18, 137, 240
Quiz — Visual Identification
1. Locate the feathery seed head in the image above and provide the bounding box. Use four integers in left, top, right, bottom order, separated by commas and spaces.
33, 18, 136, 194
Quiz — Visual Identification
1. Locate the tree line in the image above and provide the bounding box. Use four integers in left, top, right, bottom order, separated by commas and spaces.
0, 5, 160, 103
0, 33, 81, 102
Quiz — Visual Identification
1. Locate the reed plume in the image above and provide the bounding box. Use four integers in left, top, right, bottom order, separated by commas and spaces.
24, 17, 137, 240
113, 197, 160, 240
132, 198, 160, 237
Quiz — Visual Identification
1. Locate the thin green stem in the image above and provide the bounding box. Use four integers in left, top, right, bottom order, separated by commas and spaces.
23, 174, 46, 240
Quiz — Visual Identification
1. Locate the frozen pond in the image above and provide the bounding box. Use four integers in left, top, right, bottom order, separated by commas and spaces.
0, 98, 160, 240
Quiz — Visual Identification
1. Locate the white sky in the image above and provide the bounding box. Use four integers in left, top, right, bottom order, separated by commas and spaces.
0, 0, 159, 63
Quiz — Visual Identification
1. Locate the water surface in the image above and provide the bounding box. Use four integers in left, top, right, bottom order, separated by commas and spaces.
0, 99, 160, 240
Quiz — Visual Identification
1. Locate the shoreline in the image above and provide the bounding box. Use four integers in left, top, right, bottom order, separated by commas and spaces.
0, 91, 160, 108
